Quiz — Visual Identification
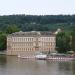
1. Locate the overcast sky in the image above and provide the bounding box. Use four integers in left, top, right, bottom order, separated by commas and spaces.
0, 0, 75, 15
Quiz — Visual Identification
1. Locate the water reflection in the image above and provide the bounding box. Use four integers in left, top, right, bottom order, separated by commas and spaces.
0, 55, 6, 65
0, 55, 75, 75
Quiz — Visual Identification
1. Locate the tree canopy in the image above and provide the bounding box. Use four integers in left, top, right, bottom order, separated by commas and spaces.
0, 32, 7, 50
56, 31, 71, 53
5, 24, 20, 34
71, 27, 75, 51
0, 15, 75, 31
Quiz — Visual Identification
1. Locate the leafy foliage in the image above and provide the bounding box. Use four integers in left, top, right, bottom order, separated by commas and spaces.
5, 24, 20, 34
71, 27, 75, 51
0, 32, 7, 50
0, 15, 75, 31
56, 32, 71, 53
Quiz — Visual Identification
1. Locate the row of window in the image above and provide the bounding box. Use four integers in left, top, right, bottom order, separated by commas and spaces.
40, 48, 55, 51
41, 42, 55, 46
12, 43, 33, 46
11, 42, 55, 47
12, 48, 34, 51
12, 37, 55, 42
40, 37, 55, 41
11, 47, 55, 51
12, 37, 34, 42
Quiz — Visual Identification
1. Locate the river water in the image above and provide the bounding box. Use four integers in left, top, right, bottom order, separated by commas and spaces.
0, 55, 75, 75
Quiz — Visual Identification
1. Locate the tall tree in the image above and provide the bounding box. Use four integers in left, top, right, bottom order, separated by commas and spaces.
56, 32, 70, 53
71, 27, 75, 51
0, 32, 6, 50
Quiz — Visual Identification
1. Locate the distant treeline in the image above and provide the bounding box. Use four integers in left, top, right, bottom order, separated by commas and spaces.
0, 15, 75, 31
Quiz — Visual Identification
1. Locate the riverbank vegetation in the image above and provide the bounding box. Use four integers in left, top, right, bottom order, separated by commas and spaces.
56, 26, 75, 54
0, 15, 75, 53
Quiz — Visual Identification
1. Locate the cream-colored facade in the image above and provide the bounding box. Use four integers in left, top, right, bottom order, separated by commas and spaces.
7, 31, 56, 57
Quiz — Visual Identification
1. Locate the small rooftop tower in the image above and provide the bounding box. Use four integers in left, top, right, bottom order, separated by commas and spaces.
55, 28, 62, 34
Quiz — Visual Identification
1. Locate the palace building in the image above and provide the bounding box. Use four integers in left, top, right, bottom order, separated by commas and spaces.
7, 31, 56, 58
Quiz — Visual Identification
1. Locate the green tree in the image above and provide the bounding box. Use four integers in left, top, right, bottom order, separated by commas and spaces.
5, 24, 20, 34
56, 32, 70, 53
71, 27, 75, 51
0, 32, 7, 50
